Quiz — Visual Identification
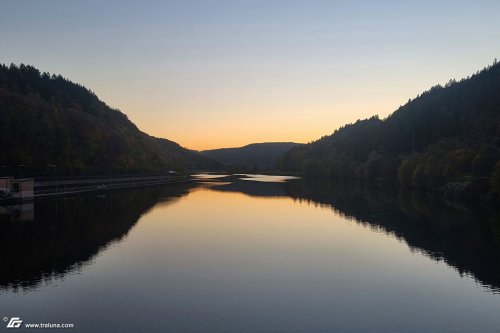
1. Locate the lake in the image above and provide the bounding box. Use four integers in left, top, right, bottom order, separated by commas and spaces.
1, 174, 500, 332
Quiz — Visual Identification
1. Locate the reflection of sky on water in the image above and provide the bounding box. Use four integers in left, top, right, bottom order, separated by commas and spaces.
237, 174, 300, 183
1, 176, 500, 333
191, 173, 230, 179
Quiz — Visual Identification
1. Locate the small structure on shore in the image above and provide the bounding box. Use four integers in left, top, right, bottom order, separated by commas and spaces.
10, 178, 34, 200
0, 177, 13, 196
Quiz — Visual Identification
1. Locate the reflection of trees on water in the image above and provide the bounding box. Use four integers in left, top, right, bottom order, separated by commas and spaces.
2, 177, 500, 293
211, 178, 500, 292
0, 184, 193, 291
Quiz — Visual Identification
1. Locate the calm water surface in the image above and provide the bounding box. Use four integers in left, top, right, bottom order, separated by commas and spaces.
1, 175, 500, 332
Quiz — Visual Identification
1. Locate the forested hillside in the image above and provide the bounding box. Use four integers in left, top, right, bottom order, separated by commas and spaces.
0, 64, 218, 176
278, 61, 500, 197
202, 142, 301, 170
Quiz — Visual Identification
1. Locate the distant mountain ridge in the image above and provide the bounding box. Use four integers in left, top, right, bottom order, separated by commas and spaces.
0, 63, 218, 176
202, 142, 302, 170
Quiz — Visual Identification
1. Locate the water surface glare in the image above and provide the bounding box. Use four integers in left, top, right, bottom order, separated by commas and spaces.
1, 178, 500, 332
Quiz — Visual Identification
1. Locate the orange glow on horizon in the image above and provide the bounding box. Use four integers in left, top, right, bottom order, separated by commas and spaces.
133, 103, 398, 151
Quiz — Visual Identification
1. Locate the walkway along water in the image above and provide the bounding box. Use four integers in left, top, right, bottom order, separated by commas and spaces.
0, 174, 190, 204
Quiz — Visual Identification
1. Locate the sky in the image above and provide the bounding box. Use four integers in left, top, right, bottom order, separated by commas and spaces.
1, 0, 500, 150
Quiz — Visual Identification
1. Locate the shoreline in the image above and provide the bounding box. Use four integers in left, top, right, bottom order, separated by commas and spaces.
0, 174, 191, 205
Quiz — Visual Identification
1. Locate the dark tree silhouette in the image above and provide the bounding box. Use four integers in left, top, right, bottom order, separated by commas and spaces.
0, 63, 219, 176
278, 60, 500, 200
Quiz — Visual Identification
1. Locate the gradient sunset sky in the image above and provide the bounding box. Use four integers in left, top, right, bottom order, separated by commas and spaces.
2, 0, 500, 150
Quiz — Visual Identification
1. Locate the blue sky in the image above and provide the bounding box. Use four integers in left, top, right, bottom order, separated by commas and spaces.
1, 0, 499, 149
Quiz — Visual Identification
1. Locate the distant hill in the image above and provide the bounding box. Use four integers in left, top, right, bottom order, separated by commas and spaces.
202, 142, 302, 170
278, 60, 500, 198
0, 63, 218, 176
